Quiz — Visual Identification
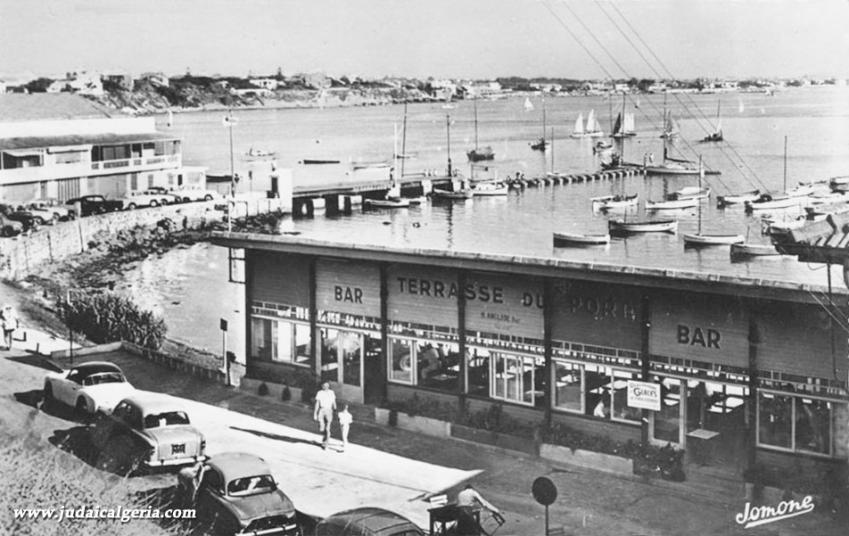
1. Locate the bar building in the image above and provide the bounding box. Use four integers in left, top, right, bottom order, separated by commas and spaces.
215, 233, 849, 479
0, 93, 201, 203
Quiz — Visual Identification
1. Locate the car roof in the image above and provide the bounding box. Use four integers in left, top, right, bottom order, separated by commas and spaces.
119, 393, 187, 414
207, 452, 271, 483
320, 508, 422, 536
71, 361, 124, 375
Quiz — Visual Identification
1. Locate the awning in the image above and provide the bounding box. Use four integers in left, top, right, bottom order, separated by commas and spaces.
0, 131, 179, 151
1, 148, 43, 157
47, 144, 91, 153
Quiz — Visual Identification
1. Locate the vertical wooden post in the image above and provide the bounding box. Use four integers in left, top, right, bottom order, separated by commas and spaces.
640, 293, 651, 445
457, 270, 468, 415
543, 278, 554, 428
746, 303, 760, 471
309, 256, 318, 377
379, 262, 390, 404
243, 250, 253, 376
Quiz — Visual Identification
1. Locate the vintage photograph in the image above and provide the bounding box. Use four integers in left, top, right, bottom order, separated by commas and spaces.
1, 1, 849, 535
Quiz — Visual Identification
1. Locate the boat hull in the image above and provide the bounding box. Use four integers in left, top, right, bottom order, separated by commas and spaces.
364, 199, 411, 209
717, 190, 760, 206
730, 243, 782, 257
683, 233, 745, 246
646, 199, 698, 210
553, 232, 611, 246
609, 220, 678, 233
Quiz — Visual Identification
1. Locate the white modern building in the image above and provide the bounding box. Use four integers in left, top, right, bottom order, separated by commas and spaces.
0, 93, 202, 203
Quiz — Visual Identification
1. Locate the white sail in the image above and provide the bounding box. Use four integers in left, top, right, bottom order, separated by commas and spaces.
623, 113, 635, 133
738, 98, 745, 113
166, 109, 174, 127
586, 109, 596, 132
573, 113, 584, 134
524, 97, 534, 112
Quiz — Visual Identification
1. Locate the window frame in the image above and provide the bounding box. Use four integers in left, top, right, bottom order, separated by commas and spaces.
756, 389, 835, 457
250, 315, 311, 367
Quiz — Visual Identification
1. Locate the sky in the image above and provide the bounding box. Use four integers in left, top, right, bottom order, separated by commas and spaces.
1, 0, 848, 81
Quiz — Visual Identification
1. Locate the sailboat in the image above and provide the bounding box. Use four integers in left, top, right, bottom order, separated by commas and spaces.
524, 97, 534, 112
745, 136, 810, 212
466, 96, 495, 162
365, 123, 411, 209
434, 114, 473, 200
683, 157, 744, 246
570, 109, 604, 138
659, 94, 680, 139
644, 146, 705, 176
611, 94, 636, 138
700, 101, 724, 143
530, 97, 547, 151
166, 109, 174, 128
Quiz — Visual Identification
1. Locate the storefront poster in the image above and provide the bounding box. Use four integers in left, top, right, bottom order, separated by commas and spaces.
627, 380, 661, 411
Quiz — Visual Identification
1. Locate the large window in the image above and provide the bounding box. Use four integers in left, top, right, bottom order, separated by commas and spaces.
387, 337, 459, 393
491, 352, 544, 407
250, 317, 310, 365
758, 392, 833, 455
467, 347, 490, 397
554, 360, 640, 424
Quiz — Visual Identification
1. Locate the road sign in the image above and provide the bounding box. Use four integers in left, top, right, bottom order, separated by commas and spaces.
532, 476, 557, 506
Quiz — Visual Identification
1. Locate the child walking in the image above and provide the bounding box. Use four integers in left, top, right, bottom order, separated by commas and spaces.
338, 404, 353, 452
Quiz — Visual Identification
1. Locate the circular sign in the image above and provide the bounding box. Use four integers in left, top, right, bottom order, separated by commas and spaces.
532, 476, 557, 506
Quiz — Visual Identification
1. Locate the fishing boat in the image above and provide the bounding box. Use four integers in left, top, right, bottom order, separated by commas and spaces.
717, 190, 760, 207
467, 96, 495, 162
730, 242, 782, 258
431, 187, 473, 200
594, 193, 639, 210
364, 197, 411, 209
553, 232, 611, 246
745, 194, 805, 212
530, 96, 547, 151
645, 195, 698, 210
570, 110, 604, 138
609, 219, 678, 234
245, 147, 277, 159
611, 93, 636, 138
700, 101, 724, 142
682, 157, 744, 247
471, 181, 509, 196
674, 186, 711, 200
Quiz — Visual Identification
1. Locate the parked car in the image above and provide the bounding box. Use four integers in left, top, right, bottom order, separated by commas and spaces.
316, 508, 423, 536
90, 393, 206, 472
144, 186, 184, 205
65, 195, 124, 216
177, 452, 301, 536
0, 204, 39, 232
0, 214, 24, 237
27, 198, 75, 223
43, 361, 135, 417
120, 190, 164, 210
171, 185, 222, 203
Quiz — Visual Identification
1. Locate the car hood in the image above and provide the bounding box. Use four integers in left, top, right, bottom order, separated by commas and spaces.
82, 384, 134, 410
223, 489, 295, 522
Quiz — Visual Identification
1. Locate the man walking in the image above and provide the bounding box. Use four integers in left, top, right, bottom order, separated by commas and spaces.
313, 382, 337, 449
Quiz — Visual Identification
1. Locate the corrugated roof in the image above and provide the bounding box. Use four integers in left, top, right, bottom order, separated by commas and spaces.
0, 132, 179, 151
0, 93, 124, 122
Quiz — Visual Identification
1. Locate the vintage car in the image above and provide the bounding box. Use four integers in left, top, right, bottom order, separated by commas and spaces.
316, 508, 423, 536
43, 361, 135, 417
170, 185, 221, 203
65, 195, 124, 216
90, 393, 206, 470
144, 186, 184, 205
26, 198, 75, 223
177, 452, 301, 536
120, 190, 164, 210
0, 204, 39, 232
0, 213, 24, 237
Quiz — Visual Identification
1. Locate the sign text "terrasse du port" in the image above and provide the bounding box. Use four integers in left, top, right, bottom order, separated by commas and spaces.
396, 277, 543, 308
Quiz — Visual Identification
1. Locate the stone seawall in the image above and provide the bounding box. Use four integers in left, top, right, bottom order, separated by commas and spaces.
0, 197, 286, 280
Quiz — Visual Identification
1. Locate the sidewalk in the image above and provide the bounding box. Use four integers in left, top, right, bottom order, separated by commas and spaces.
4, 328, 848, 536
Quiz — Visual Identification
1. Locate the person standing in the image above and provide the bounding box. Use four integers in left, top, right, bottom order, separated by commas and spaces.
1, 305, 17, 350
313, 382, 337, 449
338, 404, 353, 452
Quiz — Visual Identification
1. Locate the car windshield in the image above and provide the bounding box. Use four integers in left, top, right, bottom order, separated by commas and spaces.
227, 475, 276, 496
81, 372, 125, 386
143, 411, 190, 428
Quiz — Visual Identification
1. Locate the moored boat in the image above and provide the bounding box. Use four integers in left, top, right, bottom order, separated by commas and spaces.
645, 196, 698, 210
717, 190, 760, 207
245, 147, 277, 159
829, 175, 849, 192
364, 197, 411, 209
471, 181, 509, 196
608, 219, 678, 233
553, 232, 611, 246
594, 193, 638, 210
683, 233, 745, 246
674, 186, 711, 200
730, 242, 782, 258
431, 188, 473, 200
744, 194, 805, 212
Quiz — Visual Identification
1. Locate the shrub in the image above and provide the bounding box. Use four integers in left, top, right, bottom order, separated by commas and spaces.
60, 291, 166, 350
385, 394, 458, 422
257, 382, 269, 396
281, 385, 291, 401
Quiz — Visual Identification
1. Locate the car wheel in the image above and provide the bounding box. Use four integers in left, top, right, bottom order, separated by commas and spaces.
35, 216, 46, 225
52, 213, 60, 223
127, 203, 137, 210
75, 397, 91, 422
204, 194, 213, 201
150, 200, 159, 208
42, 383, 54, 409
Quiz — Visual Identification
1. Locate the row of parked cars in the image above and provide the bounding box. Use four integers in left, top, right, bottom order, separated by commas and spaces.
0, 186, 223, 237
42, 361, 423, 536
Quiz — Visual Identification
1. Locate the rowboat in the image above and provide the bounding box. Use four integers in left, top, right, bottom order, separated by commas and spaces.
645, 196, 698, 210
717, 190, 760, 207
364, 197, 411, 209
805, 192, 846, 206
608, 219, 678, 234
674, 186, 711, 200
829, 176, 849, 192
301, 158, 341, 165
431, 188, 473, 200
730, 243, 782, 257
785, 183, 817, 198
683, 233, 745, 246
594, 193, 638, 210
553, 232, 611, 246
744, 194, 805, 212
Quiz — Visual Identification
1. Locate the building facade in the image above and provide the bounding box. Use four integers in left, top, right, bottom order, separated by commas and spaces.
215, 234, 849, 480
0, 93, 195, 203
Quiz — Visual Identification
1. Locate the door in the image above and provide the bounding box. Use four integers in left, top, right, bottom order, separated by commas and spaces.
651, 376, 684, 446
320, 327, 369, 403
362, 333, 384, 405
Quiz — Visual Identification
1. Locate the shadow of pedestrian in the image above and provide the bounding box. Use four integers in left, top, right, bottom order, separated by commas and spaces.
230, 426, 323, 448
13, 389, 43, 409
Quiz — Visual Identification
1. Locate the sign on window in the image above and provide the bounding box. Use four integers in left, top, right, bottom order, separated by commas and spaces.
627, 380, 661, 411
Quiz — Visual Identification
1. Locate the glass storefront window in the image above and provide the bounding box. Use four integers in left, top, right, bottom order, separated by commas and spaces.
490, 353, 544, 406
341, 332, 362, 386
251, 318, 273, 361
417, 341, 460, 393
250, 316, 310, 365
611, 370, 641, 423
389, 338, 413, 384
584, 365, 611, 418
758, 392, 793, 449
320, 328, 340, 383
467, 348, 490, 398
794, 398, 831, 455
653, 376, 681, 443
553, 362, 582, 413
294, 324, 311, 364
